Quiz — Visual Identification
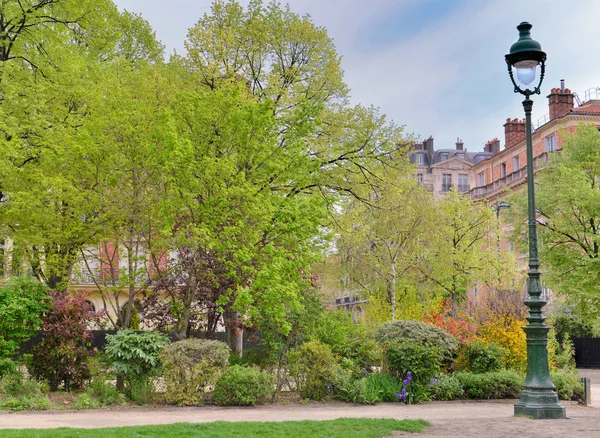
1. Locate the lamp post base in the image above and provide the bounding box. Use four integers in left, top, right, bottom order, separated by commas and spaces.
514, 389, 566, 419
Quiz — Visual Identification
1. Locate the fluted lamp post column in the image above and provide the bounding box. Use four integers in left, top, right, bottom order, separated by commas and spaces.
505, 21, 565, 419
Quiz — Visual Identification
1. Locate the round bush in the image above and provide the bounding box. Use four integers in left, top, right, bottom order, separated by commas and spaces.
375, 320, 458, 360
383, 342, 443, 386
213, 365, 275, 406
288, 340, 336, 401
462, 341, 505, 373
160, 339, 230, 406
431, 376, 464, 401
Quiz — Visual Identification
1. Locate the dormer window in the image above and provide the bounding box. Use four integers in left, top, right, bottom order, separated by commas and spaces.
416, 154, 425, 165
440, 153, 449, 161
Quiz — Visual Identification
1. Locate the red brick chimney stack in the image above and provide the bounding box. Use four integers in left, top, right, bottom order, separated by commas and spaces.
504, 118, 526, 149
485, 138, 500, 154
547, 80, 574, 121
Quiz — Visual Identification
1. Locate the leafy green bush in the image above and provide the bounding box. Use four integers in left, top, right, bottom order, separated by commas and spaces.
453, 370, 522, 399
76, 358, 126, 408
104, 330, 170, 402
332, 370, 403, 405
550, 312, 593, 341
288, 340, 336, 401
312, 311, 380, 374
160, 339, 230, 406
0, 395, 51, 411
384, 342, 442, 386
213, 365, 275, 406
0, 371, 49, 398
551, 369, 584, 401
0, 370, 51, 411
462, 342, 505, 373
430, 376, 464, 401
375, 320, 458, 365
0, 278, 50, 375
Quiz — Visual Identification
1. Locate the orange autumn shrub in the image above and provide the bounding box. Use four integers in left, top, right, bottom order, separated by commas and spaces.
423, 300, 477, 345
476, 318, 527, 371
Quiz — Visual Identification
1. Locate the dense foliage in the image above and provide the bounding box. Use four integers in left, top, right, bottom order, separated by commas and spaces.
288, 340, 336, 401
375, 320, 458, 361
213, 365, 275, 406
28, 292, 98, 391
160, 339, 230, 406
104, 330, 170, 401
0, 278, 50, 375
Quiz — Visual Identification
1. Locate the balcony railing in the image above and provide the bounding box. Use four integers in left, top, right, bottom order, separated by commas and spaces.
469, 152, 550, 200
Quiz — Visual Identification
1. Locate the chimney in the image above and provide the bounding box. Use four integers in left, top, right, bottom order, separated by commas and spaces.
547, 80, 574, 120
455, 137, 464, 151
504, 118, 526, 149
485, 138, 501, 154
423, 136, 434, 166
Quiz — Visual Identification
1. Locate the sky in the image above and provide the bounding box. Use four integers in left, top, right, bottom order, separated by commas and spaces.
112, 0, 600, 153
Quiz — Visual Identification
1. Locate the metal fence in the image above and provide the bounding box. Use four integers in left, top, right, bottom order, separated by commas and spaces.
574, 337, 600, 368
20, 330, 260, 354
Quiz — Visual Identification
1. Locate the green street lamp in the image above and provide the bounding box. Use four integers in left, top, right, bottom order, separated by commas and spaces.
505, 21, 565, 419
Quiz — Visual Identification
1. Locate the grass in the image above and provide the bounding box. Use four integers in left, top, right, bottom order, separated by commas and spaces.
0, 418, 429, 438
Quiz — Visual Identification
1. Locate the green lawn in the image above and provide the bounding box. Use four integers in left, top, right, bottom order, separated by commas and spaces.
0, 418, 429, 438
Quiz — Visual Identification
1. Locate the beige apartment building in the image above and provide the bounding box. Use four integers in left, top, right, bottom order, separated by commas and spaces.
412, 82, 600, 202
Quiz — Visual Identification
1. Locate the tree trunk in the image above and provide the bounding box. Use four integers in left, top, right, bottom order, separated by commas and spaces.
223, 307, 242, 356
390, 264, 397, 321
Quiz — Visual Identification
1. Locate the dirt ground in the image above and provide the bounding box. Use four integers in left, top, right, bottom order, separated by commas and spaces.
0, 370, 598, 437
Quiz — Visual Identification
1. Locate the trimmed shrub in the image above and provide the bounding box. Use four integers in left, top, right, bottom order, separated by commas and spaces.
160, 339, 230, 406
384, 342, 443, 386
430, 376, 464, 401
551, 369, 584, 401
0, 278, 50, 376
104, 330, 170, 402
453, 370, 522, 399
213, 365, 275, 406
375, 320, 458, 363
288, 340, 336, 401
28, 292, 98, 391
461, 342, 505, 373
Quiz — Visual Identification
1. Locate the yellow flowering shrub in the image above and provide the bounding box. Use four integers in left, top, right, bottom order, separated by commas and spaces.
476, 318, 527, 371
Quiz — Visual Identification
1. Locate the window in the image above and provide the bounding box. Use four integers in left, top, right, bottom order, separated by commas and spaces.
477, 172, 485, 187
417, 173, 423, 183
440, 153, 449, 161
458, 174, 469, 192
442, 174, 452, 192
415, 153, 425, 165
513, 156, 520, 171
457, 153, 465, 160
500, 163, 506, 178
544, 133, 556, 152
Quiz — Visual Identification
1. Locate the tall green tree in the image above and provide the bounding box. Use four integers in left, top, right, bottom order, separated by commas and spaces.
146, 0, 404, 349
417, 190, 496, 315
336, 166, 434, 321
